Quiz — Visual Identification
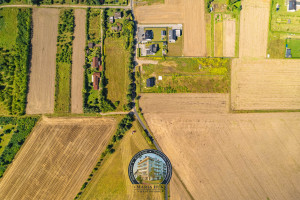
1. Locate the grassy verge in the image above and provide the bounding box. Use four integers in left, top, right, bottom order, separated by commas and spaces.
0, 116, 39, 178
205, 14, 212, 57
54, 9, 74, 113
140, 57, 230, 93
214, 17, 223, 57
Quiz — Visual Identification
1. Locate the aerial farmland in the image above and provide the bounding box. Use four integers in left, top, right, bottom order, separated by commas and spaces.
0, 0, 300, 199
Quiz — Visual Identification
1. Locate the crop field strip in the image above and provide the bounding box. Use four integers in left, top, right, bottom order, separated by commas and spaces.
140, 93, 300, 200
223, 19, 236, 57
0, 117, 116, 200
26, 8, 59, 114
231, 59, 300, 111
239, 0, 270, 58
71, 9, 86, 113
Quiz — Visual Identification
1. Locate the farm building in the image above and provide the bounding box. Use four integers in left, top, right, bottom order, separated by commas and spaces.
145, 30, 154, 41
92, 72, 101, 90
175, 29, 182, 37
146, 77, 155, 87
92, 57, 100, 69
161, 30, 166, 37
286, 0, 300, 12
114, 12, 122, 19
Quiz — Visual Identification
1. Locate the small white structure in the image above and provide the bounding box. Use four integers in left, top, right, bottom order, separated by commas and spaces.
158, 76, 162, 80
175, 29, 182, 37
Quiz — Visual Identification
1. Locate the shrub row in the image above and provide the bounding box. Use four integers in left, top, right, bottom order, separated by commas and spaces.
0, 116, 39, 177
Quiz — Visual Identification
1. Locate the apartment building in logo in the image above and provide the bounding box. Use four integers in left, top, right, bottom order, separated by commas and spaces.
134, 156, 167, 181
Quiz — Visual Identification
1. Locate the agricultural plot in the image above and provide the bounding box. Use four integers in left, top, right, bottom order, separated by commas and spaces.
140, 93, 300, 200
0, 117, 116, 200
231, 59, 300, 111
26, 8, 59, 114
139, 57, 230, 93
79, 121, 163, 199
204, 0, 240, 57
268, 0, 300, 58
71, 9, 86, 114
239, 0, 270, 58
134, 0, 164, 7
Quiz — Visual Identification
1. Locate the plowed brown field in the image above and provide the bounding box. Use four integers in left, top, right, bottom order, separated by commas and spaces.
26, 8, 59, 114
0, 117, 116, 200
140, 93, 300, 200
239, 0, 270, 58
223, 19, 236, 57
71, 9, 86, 113
231, 59, 300, 111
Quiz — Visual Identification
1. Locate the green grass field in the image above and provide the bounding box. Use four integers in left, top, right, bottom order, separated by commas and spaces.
0, 8, 18, 49
267, 31, 286, 58
144, 27, 167, 42
105, 37, 130, 111
214, 20, 223, 57
88, 9, 101, 44
286, 38, 300, 58
140, 57, 230, 93
167, 30, 183, 56
79, 121, 162, 199
134, 0, 164, 6
0, 124, 16, 155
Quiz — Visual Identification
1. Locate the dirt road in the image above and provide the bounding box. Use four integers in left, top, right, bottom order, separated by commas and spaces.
140, 93, 300, 200
231, 59, 300, 111
134, 0, 206, 56
26, 8, 59, 114
71, 9, 86, 113
0, 117, 116, 200
239, 0, 270, 58
223, 19, 236, 57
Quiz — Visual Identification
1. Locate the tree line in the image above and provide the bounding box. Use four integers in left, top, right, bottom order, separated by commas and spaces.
0, 116, 39, 178
0, 8, 32, 115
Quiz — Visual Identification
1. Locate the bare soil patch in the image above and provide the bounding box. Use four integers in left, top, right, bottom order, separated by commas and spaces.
231, 59, 300, 111
223, 19, 236, 57
239, 0, 270, 58
71, 9, 86, 114
26, 8, 59, 114
140, 93, 300, 200
134, 0, 206, 56
0, 117, 116, 200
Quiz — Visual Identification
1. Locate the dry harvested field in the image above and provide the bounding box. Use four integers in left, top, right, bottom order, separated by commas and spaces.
71, 9, 86, 114
223, 19, 236, 57
239, 0, 270, 58
0, 117, 116, 200
134, 0, 206, 56
140, 93, 300, 200
231, 59, 300, 111
26, 8, 59, 114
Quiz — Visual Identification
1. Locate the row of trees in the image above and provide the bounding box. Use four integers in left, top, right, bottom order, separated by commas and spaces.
0, 8, 32, 115
0, 117, 39, 177
74, 114, 134, 199
0, 0, 127, 5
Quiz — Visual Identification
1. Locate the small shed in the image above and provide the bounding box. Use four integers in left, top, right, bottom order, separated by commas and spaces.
286, 48, 292, 58
88, 43, 94, 48
109, 16, 114, 23
146, 77, 155, 87
161, 30, 166, 36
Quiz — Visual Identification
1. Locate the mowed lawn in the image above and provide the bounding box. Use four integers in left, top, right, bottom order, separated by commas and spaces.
80, 121, 163, 200
0, 8, 18, 49
286, 39, 300, 58
105, 37, 129, 111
